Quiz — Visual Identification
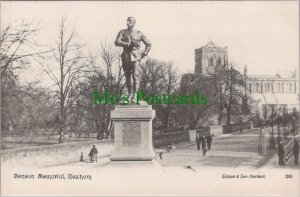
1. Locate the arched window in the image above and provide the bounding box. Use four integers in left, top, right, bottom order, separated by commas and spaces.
271, 84, 274, 92
256, 83, 259, 92
289, 83, 292, 92
267, 83, 270, 92
282, 83, 284, 92
210, 57, 214, 67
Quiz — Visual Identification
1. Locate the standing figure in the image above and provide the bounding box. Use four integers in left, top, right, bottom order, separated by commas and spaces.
88, 145, 98, 163
278, 141, 285, 165
115, 17, 152, 102
196, 132, 201, 151
207, 134, 213, 151
293, 140, 299, 165
202, 137, 208, 157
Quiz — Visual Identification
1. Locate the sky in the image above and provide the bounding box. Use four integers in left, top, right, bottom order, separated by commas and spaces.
1, 1, 299, 85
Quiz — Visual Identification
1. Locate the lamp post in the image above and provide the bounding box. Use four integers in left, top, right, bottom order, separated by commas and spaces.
293, 116, 296, 140
268, 105, 275, 149
218, 78, 224, 125
240, 114, 243, 133
276, 110, 283, 144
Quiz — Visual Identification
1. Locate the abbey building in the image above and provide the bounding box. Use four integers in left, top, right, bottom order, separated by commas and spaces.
193, 41, 299, 114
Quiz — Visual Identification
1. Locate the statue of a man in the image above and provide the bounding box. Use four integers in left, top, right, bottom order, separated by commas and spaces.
115, 17, 151, 102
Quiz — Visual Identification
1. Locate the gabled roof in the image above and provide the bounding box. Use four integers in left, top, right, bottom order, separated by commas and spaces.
248, 75, 278, 79
204, 41, 218, 49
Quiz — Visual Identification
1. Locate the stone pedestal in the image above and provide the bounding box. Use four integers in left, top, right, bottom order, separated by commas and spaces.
110, 104, 156, 161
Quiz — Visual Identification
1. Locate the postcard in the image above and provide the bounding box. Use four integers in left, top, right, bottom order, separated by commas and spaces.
1, 1, 299, 196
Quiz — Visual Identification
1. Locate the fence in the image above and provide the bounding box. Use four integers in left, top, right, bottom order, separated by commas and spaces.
153, 131, 190, 148
223, 122, 250, 134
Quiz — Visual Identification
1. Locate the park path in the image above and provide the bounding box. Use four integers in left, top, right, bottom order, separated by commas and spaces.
39, 127, 299, 169
42, 128, 268, 169
156, 128, 270, 169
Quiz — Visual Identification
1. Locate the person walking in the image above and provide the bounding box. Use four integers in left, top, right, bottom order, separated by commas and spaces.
278, 141, 285, 165
207, 134, 213, 150
293, 140, 299, 165
88, 145, 98, 163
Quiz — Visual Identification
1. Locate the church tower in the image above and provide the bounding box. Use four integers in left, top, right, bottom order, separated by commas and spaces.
195, 41, 228, 76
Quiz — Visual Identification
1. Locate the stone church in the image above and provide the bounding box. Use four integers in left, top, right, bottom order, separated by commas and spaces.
195, 41, 228, 76
190, 41, 299, 115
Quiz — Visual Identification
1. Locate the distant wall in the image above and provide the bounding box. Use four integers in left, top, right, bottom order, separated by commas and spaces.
153, 131, 190, 148
1, 140, 113, 168
189, 130, 197, 142
223, 123, 250, 134
210, 126, 223, 136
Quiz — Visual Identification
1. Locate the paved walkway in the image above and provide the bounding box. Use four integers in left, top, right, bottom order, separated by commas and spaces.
156, 127, 300, 169
39, 127, 299, 169
155, 128, 268, 168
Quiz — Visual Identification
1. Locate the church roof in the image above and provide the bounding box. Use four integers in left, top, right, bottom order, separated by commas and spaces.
249, 75, 278, 79
276, 71, 295, 78
204, 41, 218, 49
248, 74, 296, 80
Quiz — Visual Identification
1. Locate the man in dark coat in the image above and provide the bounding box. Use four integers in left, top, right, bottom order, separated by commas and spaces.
207, 134, 213, 150
293, 140, 299, 165
202, 137, 208, 157
196, 132, 201, 151
88, 145, 98, 163
278, 141, 285, 165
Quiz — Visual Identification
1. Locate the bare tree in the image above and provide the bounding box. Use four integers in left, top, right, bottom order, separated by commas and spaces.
140, 58, 167, 95
140, 58, 168, 130
179, 74, 216, 129
41, 18, 88, 143
162, 63, 179, 129
222, 65, 245, 128
0, 20, 50, 78
1, 20, 50, 135
88, 40, 124, 138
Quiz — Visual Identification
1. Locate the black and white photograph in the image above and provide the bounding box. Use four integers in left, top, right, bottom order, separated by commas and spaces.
1, 1, 299, 196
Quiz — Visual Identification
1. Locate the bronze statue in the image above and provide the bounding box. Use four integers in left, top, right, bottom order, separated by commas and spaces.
115, 17, 151, 102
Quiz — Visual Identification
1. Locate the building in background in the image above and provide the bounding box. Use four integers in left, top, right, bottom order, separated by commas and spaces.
182, 41, 299, 125
247, 71, 299, 114
194, 41, 228, 76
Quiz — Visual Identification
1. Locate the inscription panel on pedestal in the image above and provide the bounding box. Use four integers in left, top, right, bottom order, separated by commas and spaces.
122, 121, 141, 147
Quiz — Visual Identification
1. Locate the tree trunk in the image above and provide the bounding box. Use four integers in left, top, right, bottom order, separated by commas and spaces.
218, 110, 223, 125
59, 124, 64, 144
59, 104, 65, 144
270, 123, 275, 148
226, 110, 231, 129
165, 106, 170, 130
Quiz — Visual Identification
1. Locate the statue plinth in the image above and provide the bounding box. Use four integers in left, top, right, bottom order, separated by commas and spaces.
110, 104, 156, 161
